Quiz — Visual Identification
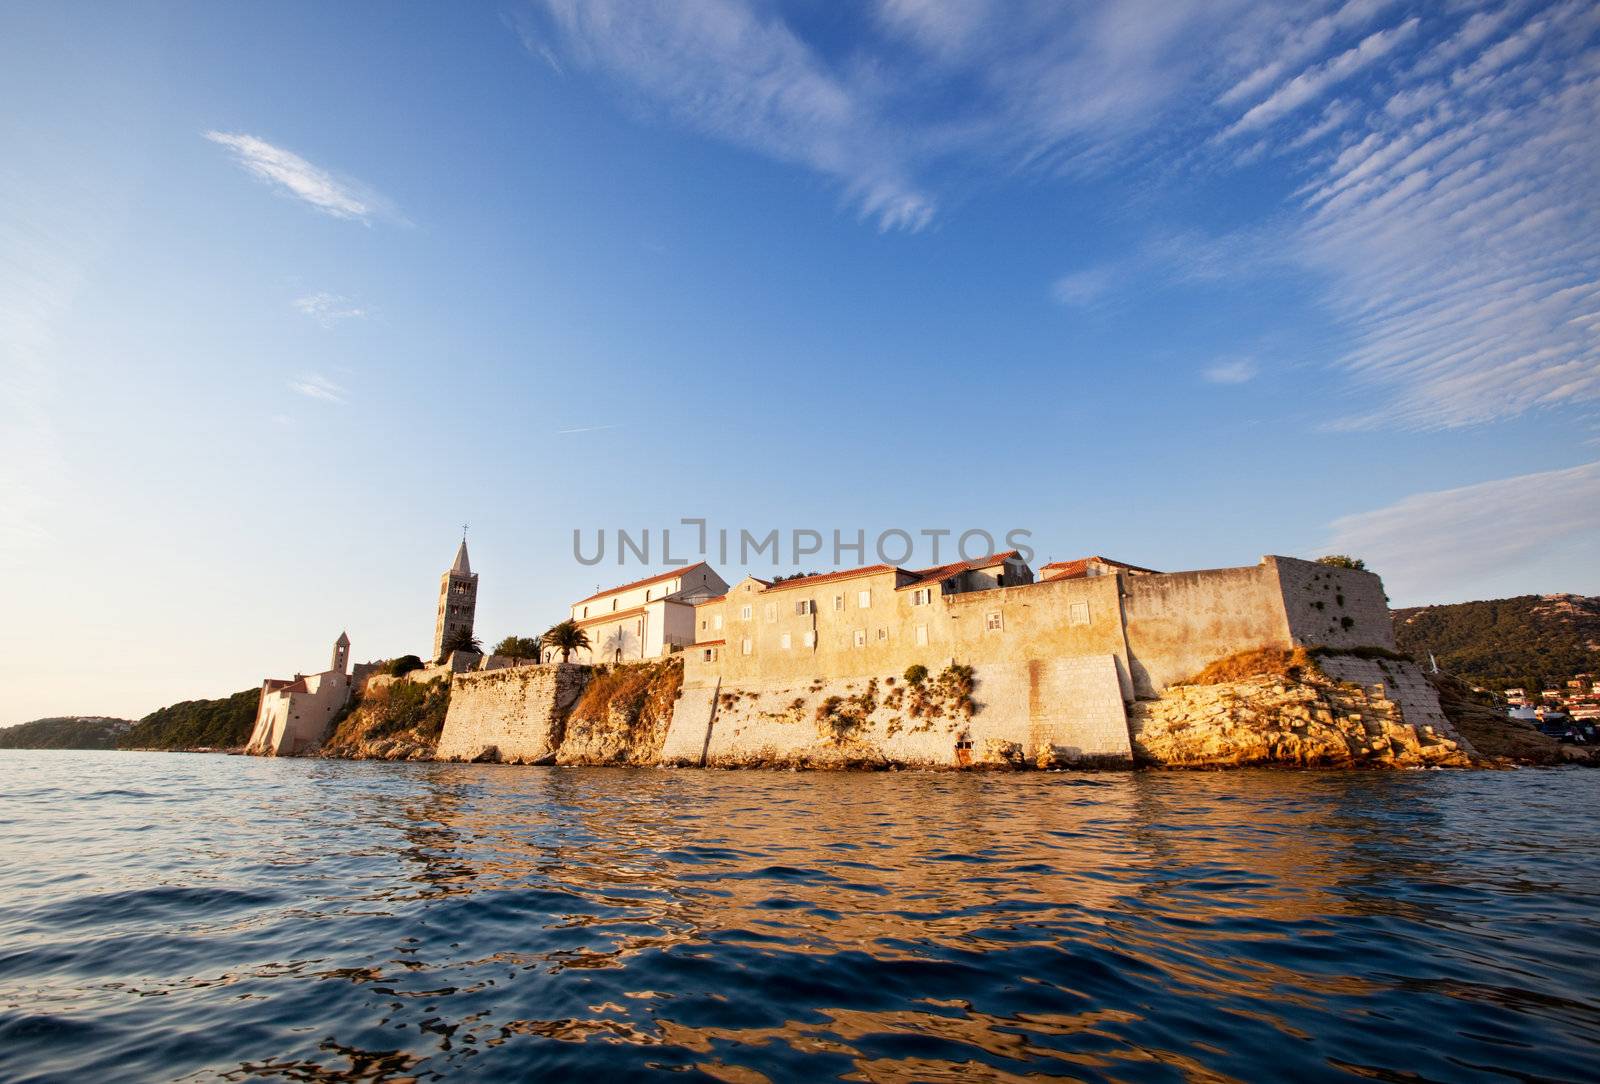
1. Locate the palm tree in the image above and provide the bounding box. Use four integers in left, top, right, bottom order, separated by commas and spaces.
542, 620, 590, 664
439, 626, 483, 661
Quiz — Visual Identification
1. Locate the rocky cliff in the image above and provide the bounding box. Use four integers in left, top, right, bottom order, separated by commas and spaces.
320, 676, 450, 761
1128, 649, 1477, 769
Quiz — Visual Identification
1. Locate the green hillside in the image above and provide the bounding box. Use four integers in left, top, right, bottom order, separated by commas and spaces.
118, 688, 260, 750
0, 716, 133, 749
1392, 594, 1600, 691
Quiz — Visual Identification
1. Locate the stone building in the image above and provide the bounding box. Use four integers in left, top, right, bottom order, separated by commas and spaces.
660, 553, 1397, 768
1038, 555, 1159, 581
569, 562, 730, 663
433, 539, 478, 662
245, 632, 355, 756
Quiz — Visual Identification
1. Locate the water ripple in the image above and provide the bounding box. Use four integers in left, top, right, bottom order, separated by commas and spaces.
0, 751, 1597, 1082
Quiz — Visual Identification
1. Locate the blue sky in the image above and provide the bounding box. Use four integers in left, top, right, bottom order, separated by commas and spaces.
3, 0, 1598, 722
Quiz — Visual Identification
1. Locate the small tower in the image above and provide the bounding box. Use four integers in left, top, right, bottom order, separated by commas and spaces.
432, 536, 479, 661
331, 631, 350, 675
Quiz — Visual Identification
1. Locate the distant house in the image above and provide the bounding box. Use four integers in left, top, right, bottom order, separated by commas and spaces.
570, 562, 731, 663
1038, 555, 1159, 581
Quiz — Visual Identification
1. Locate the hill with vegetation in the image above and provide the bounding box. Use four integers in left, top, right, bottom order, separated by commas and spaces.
0, 716, 134, 749
1392, 594, 1600, 691
117, 688, 260, 750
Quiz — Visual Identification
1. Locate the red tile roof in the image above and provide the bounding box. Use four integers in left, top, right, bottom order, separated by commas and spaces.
898, 551, 1019, 591
760, 564, 900, 593
574, 562, 709, 606
697, 594, 727, 605
694, 639, 726, 647
1039, 555, 1160, 579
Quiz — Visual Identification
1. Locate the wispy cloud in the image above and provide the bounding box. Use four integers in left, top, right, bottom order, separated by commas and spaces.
556, 424, 619, 435
1323, 460, 1600, 604
289, 374, 346, 403
1051, 268, 1115, 307
293, 292, 367, 326
204, 132, 395, 222
524, 2, 1600, 429
1204, 359, 1259, 384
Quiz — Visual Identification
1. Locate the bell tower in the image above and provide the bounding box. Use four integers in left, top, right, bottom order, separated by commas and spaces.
330, 631, 350, 675
433, 533, 479, 661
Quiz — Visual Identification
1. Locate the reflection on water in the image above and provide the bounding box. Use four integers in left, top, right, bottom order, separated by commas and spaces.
1, 752, 1597, 1082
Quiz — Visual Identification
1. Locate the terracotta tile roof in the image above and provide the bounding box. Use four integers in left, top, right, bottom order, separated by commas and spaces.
897, 551, 1020, 591
1039, 555, 1160, 579
574, 562, 708, 606
694, 639, 726, 647
697, 594, 727, 605
760, 564, 899, 593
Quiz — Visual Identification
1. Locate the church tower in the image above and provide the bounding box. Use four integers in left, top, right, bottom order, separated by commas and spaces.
331, 631, 350, 675
432, 537, 479, 661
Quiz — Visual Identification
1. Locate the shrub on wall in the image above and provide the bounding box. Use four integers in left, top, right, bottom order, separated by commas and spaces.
385, 655, 424, 677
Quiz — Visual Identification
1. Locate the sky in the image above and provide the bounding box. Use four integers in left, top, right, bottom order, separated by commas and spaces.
2, 0, 1598, 724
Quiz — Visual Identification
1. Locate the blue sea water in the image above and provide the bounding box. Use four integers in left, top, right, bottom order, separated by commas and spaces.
0, 751, 1597, 1082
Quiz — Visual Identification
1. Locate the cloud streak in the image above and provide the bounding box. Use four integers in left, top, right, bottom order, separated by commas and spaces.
293, 292, 367, 325
1323, 461, 1600, 604
205, 132, 394, 222
289, 374, 346, 403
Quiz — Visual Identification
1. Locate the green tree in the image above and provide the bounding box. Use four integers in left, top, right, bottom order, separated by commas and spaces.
1316, 555, 1367, 570
542, 620, 591, 663
385, 654, 424, 677
493, 635, 543, 660
439, 626, 483, 660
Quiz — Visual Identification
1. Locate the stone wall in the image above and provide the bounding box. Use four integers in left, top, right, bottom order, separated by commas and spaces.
433, 663, 588, 763
660, 655, 1132, 769
1272, 558, 1396, 651
1122, 563, 1291, 696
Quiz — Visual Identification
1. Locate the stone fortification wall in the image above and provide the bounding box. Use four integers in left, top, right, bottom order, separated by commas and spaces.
660, 655, 1131, 769
1122, 563, 1291, 696
1121, 557, 1399, 697
434, 663, 588, 763
1271, 558, 1396, 652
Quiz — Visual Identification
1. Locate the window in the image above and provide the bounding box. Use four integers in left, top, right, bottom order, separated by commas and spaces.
853, 629, 866, 648
857, 589, 871, 608
764, 602, 776, 623
985, 611, 1004, 631
741, 637, 752, 655
877, 627, 887, 642
781, 632, 792, 650
700, 619, 707, 631
702, 647, 717, 662
645, 589, 652, 601
714, 614, 724, 630
1069, 601, 1090, 626
833, 594, 845, 611
795, 599, 815, 615
911, 587, 932, 606
612, 599, 618, 611
916, 624, 928, 646
582, 606, 588, 618
740, 604, 752, 621
996, 574, 1005, 587
803, 631, 816, 648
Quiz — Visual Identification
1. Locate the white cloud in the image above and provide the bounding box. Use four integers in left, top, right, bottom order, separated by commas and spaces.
1051, 268, 1115, 306
1223, 18, 1419, 138
1204, 359, 1259, 384
204, 132, 394, 222
289, 374, 346, 403
524, 2, 1600, 429
293, 292, 367, 325
1323, 460, 1600, 603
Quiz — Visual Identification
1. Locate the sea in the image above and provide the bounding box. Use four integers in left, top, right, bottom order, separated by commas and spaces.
1, 750, 1597, 1082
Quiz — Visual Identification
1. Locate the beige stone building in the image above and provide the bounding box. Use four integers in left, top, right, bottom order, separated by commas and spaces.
569, 562, 730, 663
245, 632, 355, 756
660, 552, 1397, 769
433, 539, 478, 662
